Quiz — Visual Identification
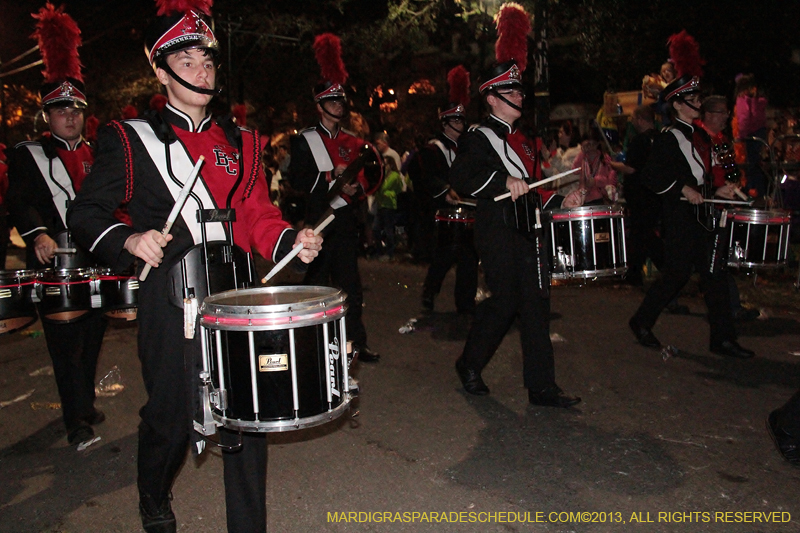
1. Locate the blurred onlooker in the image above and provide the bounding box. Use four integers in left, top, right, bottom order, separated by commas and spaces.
373, 156, 404, 259
562, 128, 618, 207
542, 120, 581, 197
734, 73, 768, 197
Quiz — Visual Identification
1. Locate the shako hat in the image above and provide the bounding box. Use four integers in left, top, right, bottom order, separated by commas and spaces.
439, 65, 470, 120
144, 0, 219, 66
479, 3, 530, 95
313, 33, 348, 102
33, 3, 87, 109
662, 30, 704, 102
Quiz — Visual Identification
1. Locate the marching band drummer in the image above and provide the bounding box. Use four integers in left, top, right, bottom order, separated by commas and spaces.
67, 1, 321, 532
6, 5, 108, 449
450, 3, 580, 408
628, 31, 754, 360
289, 33, 384, 364
417, 66, 479, 315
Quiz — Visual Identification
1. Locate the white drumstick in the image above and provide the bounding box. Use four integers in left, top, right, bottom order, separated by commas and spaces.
733, 188, 750, 201
457, 200, 477, 207
493, 168, 580, 202
139, 156, 205, 282
680, 197, 753, 205
53, 248, 77, 254
261, 213, 335, 284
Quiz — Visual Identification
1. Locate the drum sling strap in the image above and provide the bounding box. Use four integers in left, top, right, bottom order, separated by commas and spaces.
25, 144, 75, 229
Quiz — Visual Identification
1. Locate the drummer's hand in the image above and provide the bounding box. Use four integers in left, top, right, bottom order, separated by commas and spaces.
124, 230, 173, 268
506, 176, 529, 202
682, 185, 704, 205
341, 182, 359, 197
714, 182, 737, 200
445, 188, 460, 205
33, 233, 57, 265
295, 228, 322, 263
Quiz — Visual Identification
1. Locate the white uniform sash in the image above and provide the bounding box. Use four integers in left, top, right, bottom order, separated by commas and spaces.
26, 144, 74, 226
301, 129, 334, 194
429, 139, 455, 167
670, 128, 705, 185
476, 127, 529, 178
127, 120, 226, 244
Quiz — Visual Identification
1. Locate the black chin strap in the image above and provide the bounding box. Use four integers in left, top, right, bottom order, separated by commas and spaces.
162, 63, 222, 96
320, 101, 346, 121
677, 95, 701, 112
491, 90, 523, 112
444, 119, 465, 136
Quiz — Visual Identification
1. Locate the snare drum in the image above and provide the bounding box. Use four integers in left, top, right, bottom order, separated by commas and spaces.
93, 268, 138, 320
198, 286, 350, 433
0, 270, 38, 335
546, 205, 627, 279
435, 207, 475, 249
727, 209, 791, 268
36, 268, 94, 323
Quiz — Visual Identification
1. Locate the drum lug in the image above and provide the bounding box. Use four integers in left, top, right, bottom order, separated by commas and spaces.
556, 246, 573, 273
195, 376, 222, 437
730, 241, 744, 266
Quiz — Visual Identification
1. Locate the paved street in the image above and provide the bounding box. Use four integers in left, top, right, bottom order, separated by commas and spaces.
1, 254, 799, 532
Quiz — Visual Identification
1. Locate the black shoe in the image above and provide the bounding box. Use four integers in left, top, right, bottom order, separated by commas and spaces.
710, 340, 755, 359
356, 345, 381, 363
628, 318, 660, 348
140, 494, 176, 533
455, 357, 489, 395
734, 307, 760, 322
666, 302, 690, 315
767, 410, 800, 466
67, 425, 94, 446
83, 409, 105, 426
528, 385, 581, 408
421, 293, 434, 312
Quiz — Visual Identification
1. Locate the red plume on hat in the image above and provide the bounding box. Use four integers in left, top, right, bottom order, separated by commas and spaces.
84, 115, 100, 142
448, 66, 471, 108
667, 30, 704, 79
32, 3, 83, 84
314, 33, 348, 86
155, 0, 213, 17
122, 105, 139, 120
150, 93, 168, 112
495, 3, 531, 73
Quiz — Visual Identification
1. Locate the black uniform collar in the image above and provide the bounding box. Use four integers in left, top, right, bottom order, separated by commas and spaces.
485, 114, 515, 135
162, 103, 213, 133
47, 133, 85, 152
671, 118, 694, 136
316, 121, 340, 139
437, 130, 458, 149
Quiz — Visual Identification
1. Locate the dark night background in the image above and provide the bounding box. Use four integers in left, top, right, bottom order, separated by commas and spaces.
2, 0, 799, 148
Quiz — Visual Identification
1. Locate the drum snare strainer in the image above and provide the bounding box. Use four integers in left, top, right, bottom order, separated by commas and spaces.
197, 286, 351, 433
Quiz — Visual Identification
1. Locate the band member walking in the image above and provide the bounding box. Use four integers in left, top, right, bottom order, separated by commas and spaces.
289, 33, 383, 363
450, 4, 580, 408
628, 31, 754, 359
418, 66, 479, 314
67, 1, 321, 531
6, 4, 107, 448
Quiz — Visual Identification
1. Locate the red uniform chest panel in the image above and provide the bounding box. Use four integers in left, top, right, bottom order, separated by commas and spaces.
55, 144, 94, 191
174, 125, 242, 209
320, 132, 363, 169
505, 131, 542, 179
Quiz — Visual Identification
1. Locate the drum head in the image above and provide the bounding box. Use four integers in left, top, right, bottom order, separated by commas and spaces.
728, 208, 792, 224
201, 286, 347, 330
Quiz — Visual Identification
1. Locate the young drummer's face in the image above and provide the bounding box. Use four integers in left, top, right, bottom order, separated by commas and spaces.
158, 48, 216, 108
45, 107, 84, 142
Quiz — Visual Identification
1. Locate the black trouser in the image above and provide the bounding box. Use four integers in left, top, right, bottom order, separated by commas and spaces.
631, 204, 736, 347
625, 189, 665, 282
423, 242, 479, 313
42, 310, 107, 432
137, 273, 267, 533
302, 214, 368, 347
461, 225, 555, 391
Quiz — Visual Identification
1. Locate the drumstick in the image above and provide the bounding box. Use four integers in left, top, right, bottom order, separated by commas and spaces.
139, 156, 205, 282
493, 168, 580, 202
680, 197, 753, 205
733, 188, 750, 201
53, 248, 77, 254
261, 213, 335, 284
457, 200, 477, 207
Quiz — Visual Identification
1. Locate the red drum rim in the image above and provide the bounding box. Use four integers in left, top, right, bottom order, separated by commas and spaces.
0, 280, 36, 288
37, 279, 92, 286
97, 275, 137, 281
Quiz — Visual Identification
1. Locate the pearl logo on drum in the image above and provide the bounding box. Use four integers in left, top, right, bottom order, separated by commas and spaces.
258, 354, 289, 372
329, 337, 341, 398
